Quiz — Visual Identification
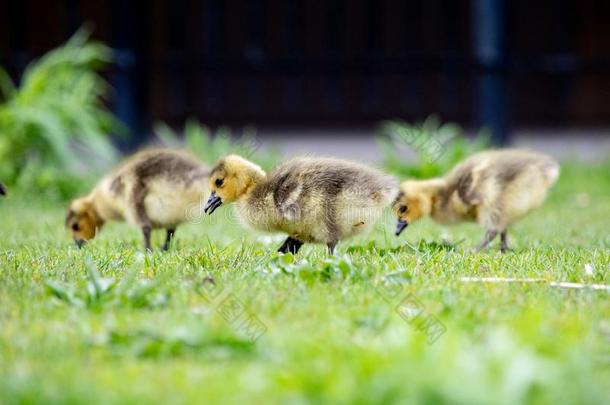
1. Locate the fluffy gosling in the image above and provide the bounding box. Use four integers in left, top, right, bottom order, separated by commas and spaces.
393, 149, 560, 252
204, 155, 398, 254
66, 149, 210, 250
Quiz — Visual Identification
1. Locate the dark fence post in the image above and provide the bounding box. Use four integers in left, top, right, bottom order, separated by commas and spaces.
109, 0, 148, 150
472, 0, 509, 145
8, 0, 28, 77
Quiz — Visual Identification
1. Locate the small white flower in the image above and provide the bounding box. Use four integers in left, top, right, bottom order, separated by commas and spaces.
584, 263, 594, 276
257, 235, 285, 246
134, 252, 146, 264
191, 305, 211, 315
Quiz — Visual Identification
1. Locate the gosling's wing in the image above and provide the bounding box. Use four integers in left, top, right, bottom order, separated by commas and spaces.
269, 161, 352, 220
455, 155, 525, 206
131, 151, 209, 185
453, 151, 551, 207
456, 169, 483, 205
272, 171, 302, 206
444, 157, 484, 206
265, 169, 306, 221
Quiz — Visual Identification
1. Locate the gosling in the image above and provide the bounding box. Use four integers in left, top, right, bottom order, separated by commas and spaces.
204, 155, 398, 254
393, 149, 559, 252
66, 149, 210, 250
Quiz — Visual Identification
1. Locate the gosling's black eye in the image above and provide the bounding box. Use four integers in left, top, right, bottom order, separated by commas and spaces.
71, 223, 80, 231
215, 178, 224, 187
399, 205, 408, 214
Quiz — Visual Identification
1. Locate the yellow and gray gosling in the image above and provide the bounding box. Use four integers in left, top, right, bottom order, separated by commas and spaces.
393, 149, 560, 252
205, 155, 398, 254
66, 149, 210, 250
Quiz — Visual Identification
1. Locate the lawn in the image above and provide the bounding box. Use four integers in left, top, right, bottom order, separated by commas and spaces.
0, 160, 609, 404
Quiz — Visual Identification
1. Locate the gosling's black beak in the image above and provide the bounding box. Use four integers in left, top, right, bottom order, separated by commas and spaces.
395, 219, 408, 236
74, 239, 86, 249
204, 192, 222, 215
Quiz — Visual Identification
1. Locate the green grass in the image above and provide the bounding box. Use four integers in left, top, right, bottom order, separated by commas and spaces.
0, 161, 609, 404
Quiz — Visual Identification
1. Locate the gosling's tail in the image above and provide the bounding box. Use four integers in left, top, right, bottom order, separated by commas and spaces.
543, 159, 560, 187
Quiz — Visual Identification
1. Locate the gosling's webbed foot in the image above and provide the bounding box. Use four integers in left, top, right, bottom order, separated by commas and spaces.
278, 237, 303, 254
500, 230, 509, 253
142, 224, 152, 252
162, 228, 175, 251
475, 230, 498, 252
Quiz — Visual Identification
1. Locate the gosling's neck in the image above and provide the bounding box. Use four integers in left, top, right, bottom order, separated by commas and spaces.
423, 178, 449, 219
234, 172, 269, 226
85, 185, 111, 225
239, 170, 268, 205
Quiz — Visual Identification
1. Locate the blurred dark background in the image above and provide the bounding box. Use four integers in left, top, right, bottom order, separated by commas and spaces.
2, 0, 610, 145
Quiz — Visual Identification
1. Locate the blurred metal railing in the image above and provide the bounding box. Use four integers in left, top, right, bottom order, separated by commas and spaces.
2, 0, 610, 145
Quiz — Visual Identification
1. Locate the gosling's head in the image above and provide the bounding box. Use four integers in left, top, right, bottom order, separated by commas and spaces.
393, 181, 435, 236
65, 197, 104, 247
204, 154, 266, 214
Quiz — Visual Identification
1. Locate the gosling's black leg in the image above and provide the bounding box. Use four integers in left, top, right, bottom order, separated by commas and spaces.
142, 225, 152, 251
277, 238, 291, 253
133, 185, 153, 251
327, 242, 337, 255
476, 230, 498, 252
278, 237, 303, 254
162, 228, 175, 251
500, 230, 509, 253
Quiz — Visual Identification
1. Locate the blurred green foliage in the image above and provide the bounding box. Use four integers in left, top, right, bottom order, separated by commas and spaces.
0, 27, 122, 200
155, 119, 279, 170
45, 260, 169, 310
1, 160, 609, 403
378, 115, 490, 178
